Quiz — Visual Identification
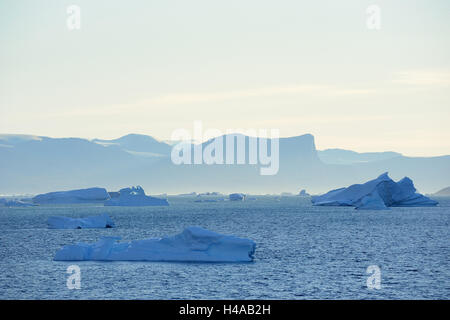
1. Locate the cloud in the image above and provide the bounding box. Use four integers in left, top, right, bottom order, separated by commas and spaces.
48, 84, 378, 118
392, 70, 450, 87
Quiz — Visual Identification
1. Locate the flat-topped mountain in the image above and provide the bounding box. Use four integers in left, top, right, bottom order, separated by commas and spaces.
0, 133, 449, 195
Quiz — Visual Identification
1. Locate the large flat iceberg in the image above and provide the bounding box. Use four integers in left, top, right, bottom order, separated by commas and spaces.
33, 187, 110, 204
3, 200, 37, 207
47, 213, 115, 229
311, 172, 438, 210
54, 226, 256, 262
104, 186, 169, 206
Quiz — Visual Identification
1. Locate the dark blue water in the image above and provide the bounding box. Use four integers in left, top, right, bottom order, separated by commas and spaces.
0, 196, 449, 299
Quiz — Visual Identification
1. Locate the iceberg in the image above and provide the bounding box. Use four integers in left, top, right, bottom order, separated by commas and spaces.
4, 200, 37, 207
54, 226, 256, 262
47, 213, 115, 229
229, 193, 245, 201
178, 192, 198, 197
311, 172, 438, 210
33, 187, 110, 204
194, 192, 225, 202
104, 186, 169, 206
198, 192, 222, 196
355, 191, 388, 210
298, 189, 310, 197
108, 191, 120, 199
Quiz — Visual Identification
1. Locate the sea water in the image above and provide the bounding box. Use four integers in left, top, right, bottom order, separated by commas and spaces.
0, 196, 448, 299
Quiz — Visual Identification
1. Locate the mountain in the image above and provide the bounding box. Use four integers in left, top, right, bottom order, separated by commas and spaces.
0, 133, 449, 195
93, 134, 171, 158
0, 135, 137, 194
432, 186, 450, 197
318, 149, 402, 165
0, 134, 44, 146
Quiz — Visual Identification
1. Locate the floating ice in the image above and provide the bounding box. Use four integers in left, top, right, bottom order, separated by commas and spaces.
47, 213, 115, 229
311, 172, 438, 210
54, 226, 256, 262
194, 192, 225, 202
298, 189, 310, 197
229, 193, 245, 201
104, 186, 169, 206
4, 200, 37, 207
33, 187, 110, 204
355, 191, 388, 210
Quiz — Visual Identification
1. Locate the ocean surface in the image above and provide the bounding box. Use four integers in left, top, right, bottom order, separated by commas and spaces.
0, 196, 449, 299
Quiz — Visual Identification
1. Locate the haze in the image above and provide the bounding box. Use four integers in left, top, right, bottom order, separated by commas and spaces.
1, 0, 449, 156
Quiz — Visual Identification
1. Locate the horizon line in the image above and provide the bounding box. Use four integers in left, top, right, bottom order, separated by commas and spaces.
2, 132, 450, 158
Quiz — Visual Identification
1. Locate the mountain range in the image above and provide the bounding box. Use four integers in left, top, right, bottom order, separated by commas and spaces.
0, 133, 449, 195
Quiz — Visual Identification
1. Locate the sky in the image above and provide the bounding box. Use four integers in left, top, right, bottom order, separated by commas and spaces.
1, 0, 449, 156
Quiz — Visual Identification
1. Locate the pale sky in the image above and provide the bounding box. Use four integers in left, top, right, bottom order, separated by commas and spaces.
1, 0, 449, 156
